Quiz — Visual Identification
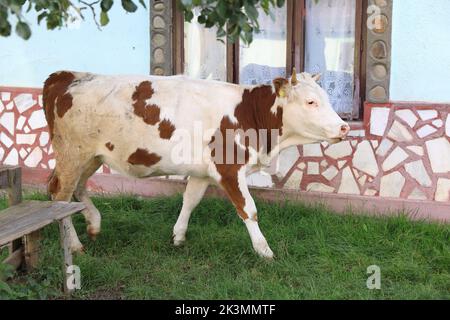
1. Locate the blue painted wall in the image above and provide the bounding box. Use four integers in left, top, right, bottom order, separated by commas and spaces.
0, 2, 149, 88
390, 0, 450, 102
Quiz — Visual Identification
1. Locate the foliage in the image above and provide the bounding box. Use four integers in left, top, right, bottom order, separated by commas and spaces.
0, 0, 289, 45
0, 0, 146, 40
177, 0, 285, 45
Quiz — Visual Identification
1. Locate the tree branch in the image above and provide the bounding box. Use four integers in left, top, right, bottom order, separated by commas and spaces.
79, 0, 102, 30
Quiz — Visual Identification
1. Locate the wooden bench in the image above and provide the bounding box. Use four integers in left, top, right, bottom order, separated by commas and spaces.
0, 165, 85, 295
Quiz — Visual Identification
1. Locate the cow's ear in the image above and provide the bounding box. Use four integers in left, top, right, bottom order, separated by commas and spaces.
312, 73, 322, 82
273, 78, 290, 98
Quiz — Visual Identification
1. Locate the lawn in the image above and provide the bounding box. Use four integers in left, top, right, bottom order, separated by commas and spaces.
0, 193, 449, 300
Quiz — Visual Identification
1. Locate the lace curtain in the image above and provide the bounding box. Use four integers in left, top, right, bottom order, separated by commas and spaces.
239, 6, 287, 85
184, 10, 227, 81
305, 0, 356, 115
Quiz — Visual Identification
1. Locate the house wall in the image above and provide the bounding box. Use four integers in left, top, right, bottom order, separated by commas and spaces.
0, 3, 150, 88
390, 0, 450, 102
0, 0, 449, 212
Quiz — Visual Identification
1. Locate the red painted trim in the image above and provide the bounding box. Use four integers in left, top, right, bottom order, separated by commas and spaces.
22, 167, 450, 223
391, 102, 450, 108
0, 86, 43, 95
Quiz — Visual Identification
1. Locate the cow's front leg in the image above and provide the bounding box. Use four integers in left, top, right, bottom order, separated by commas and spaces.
219, 167, 274, 259
173, 177, 210, 246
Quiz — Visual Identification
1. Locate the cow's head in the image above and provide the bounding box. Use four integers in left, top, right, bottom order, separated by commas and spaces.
273, 69, 350, 144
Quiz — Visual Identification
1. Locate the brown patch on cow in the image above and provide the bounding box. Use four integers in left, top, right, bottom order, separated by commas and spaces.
220, 173, 249, 220
127, 148, 162, 167
43, 71, 76, 138
158, 119, 176, 140
233, 85, 283, 154
105, 142, 114, 151
209, 120, 248, 219
132, 81, 160, 125
209, 85, 284, 220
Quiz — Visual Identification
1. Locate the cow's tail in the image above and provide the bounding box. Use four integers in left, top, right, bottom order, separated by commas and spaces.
42, 72, 59, 140
47, 169, 59, 200
42, 71, 75, 140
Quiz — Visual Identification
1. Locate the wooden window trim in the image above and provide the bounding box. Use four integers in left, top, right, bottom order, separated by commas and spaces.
354, 0, 368, 120
172, 0, 184, 75
226, 40, 239, 83
286, 0, 305, 74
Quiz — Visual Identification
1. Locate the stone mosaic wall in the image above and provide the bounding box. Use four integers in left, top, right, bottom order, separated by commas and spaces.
248, 103, 449, 202
0, 87, 449, 202
0, 88, 52, 170
0, 88, 110, 174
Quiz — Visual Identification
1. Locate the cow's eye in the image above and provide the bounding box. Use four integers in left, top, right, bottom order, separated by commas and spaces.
307, 100, 316, 106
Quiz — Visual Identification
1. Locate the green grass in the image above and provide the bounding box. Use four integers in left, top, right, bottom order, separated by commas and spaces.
0, 193, 449, 300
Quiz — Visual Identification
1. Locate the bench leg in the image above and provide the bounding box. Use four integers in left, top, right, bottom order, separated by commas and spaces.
4, 245, 24, 271
24, 231, 41, 270
59, 218, 74, 297
7, 239, 24, 270
6, 167, 25, 270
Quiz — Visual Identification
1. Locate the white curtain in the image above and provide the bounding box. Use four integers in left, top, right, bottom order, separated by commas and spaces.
305, 0, 356, 115
239, 6, 287, 85
184, 10, 227, 81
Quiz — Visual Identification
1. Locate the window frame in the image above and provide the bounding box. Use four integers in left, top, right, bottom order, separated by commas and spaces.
172, 0, 367, 120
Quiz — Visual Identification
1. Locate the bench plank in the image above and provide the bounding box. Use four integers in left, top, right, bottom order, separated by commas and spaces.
0, 201, 85, 246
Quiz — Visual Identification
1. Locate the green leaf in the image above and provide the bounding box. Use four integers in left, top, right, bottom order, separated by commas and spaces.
0, 20, 12, 37
244, 2, 259, 22
138, 0, 147, 9
276, 0, 285, 7
197, 14, 206, 24
15, 21, 31, 40
37, 12, 48, 25
12, 0, 27, 6
100, 11, 110, 26
184, 10, 194, 22
101, 0, 114, 12
216, 0, 227, 19
121, 0, 138, 12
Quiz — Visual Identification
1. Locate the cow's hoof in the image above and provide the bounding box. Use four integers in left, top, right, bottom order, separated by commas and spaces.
255, 245, 274, 260
70, 243, 85, 254
172, 234, 186, 247
87, 226, 100, 241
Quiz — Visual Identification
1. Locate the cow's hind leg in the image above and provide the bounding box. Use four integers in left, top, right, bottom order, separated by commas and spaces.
219, 167, 274, 259
49, 168, 84, 253
173, 177, 210, 246
73, 157, 103, 240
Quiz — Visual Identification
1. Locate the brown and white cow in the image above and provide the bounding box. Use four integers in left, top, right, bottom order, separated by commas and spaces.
43, 69, 349, 259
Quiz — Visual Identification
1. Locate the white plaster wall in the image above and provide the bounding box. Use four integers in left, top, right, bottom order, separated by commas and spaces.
390, 0, 450, 103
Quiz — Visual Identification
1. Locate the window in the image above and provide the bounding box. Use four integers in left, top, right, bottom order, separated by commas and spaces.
172, 0, 367, 120
183, 9, 227, 81
239, 6, 287, 85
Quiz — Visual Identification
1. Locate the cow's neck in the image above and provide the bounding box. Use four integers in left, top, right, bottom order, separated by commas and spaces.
234, 84, 283, 155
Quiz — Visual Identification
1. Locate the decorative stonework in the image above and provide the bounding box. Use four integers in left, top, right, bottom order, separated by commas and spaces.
150, 0, 172, 75
262, 103, 449, 202
366, 0, 393, 103
0, 88, 110, 174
